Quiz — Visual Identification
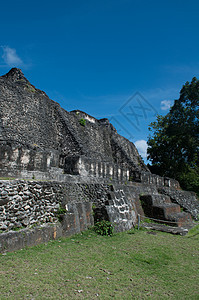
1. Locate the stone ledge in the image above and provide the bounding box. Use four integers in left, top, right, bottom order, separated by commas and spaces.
0, 223, 63, 253
140, 222, 191, 236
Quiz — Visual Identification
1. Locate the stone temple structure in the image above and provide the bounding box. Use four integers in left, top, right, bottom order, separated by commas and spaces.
0, 68, 198, 251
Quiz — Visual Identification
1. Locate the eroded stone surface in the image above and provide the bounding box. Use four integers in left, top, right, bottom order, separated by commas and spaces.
0, 68, 198, 252
0, 68, 148, 178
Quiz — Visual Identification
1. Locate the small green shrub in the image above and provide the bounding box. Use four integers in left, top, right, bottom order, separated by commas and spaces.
56, 206, 67, 222
26, 84, 36, 93
92, 203, 96, 210
57, 207, 67, 215
79, 118, 86, 126
13, 226, 25, 231
94, 220, 114, 236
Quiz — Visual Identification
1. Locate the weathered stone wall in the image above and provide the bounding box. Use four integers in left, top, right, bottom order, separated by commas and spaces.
0, 143, 60, 177
64, 155, 130, 181
0, 68, 199, 253
0, 179, 138, 233
0, 178, 151, 252
0, 68, 148, 178
0, 176, 198, 252
0, 224, 63, 253
0, 69, 80, 153
132, 171, 180, 189
0, 180, 95, 232
0, 176, 198, 234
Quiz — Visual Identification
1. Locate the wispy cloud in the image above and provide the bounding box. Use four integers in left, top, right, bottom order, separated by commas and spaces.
161, 100, 173, 111
142, 87, 178, 104
164, 64, 199, 75
134, 139, 148, 158
1, 46, 23, 67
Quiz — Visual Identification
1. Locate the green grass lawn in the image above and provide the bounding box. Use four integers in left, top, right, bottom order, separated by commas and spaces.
0, 225, 199, 299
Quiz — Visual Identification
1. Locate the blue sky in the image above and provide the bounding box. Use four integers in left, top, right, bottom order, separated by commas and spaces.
0, 0, 199, 161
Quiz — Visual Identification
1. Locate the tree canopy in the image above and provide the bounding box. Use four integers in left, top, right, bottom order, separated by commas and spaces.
147, 77, 199, 195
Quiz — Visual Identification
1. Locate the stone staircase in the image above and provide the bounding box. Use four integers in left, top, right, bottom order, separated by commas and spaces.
93, 184, 137, 232
140, 194, 193, 227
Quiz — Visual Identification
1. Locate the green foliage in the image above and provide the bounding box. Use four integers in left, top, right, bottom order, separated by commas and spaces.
57, 207, 67, 214
94, 220, 114, 236
141, 218, 153, 224
79, 118, 86, 126
92, 203, 96, 210
26, 84, 36, 93
12, 226, 25, 231
178, 167, 199, 196
147, 77, 199, 195
56, 205, 67, 222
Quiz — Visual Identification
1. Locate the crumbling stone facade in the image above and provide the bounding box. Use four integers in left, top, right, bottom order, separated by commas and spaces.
0, 68, 148, 179
0, 68, 198, 252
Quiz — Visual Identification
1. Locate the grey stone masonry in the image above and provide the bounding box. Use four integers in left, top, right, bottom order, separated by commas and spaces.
0, 177, 198, 252
0, 68, 148, 179
0, 68, 198, 252
158, 187, 199, 219
64, 156, 130, 181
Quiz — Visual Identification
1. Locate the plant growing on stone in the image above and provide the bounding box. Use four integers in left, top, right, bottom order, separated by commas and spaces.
26, 84, 36, 93
79, 118, 86, 126
92, 203, 96, 210
141, 218, 153, 224
94, 220, 114, 236
56, 205, 67, 222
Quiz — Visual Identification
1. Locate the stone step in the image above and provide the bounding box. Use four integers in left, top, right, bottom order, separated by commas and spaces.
167, 212, 193, 227
140, 222, 189, 235
151, 194, 171, 205
153, 203, 181, 219
140, 193, 193, 228
140, 194, 171, 207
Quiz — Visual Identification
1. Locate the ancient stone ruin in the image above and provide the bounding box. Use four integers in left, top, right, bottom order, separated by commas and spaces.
0, 68, 198, 251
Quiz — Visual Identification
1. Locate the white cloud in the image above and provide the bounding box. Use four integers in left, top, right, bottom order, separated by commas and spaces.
1, 46, 23, 67
135, 139, 148, 158
161, 100, 172, 111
